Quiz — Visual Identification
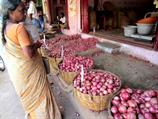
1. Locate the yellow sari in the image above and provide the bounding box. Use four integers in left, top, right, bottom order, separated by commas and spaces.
4, 35, 62, 119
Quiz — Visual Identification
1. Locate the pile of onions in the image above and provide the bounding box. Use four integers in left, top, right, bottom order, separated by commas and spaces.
73, 70, 121, 96
59, 56, 94, 72
110, 88, 158, 119
41, 34, 98, 57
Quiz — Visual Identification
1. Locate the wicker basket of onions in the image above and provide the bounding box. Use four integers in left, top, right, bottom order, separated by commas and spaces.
73, 70, 121, 111
58, 56, 94, 85
108, 87, 158, 119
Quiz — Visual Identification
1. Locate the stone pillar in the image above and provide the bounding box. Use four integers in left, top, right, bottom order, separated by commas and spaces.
67, 0, 81, 33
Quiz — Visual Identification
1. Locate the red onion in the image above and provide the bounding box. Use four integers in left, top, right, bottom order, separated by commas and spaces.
121, 101, 129, 107
145, 102, 151, 108
128, 100, 137, 108
120, 92, 130, 101
127, 107, 135, 113
121, 89, 127, 93
96, 84, 102, 89
149, 106, 156, 113
107, 84, 113, 89
123, 113, 128, 118
144, 90, 156, 97
136, 107, 140, 113
138, 114, 145, 119
136, 89, 143, 94
111, 106, 118, 114
126, 88, 133, 94
107, 79, 113, 84
144, 107, 150, 113
114, 96, 120, 101
127, 112, 136, 119
140, 104, 145, 109
150, 98, 158, 105
113, 113, 123, 119
144, 112, 153, 119
103, 90, 108, 95
118, 105, 127, 113
108, 89, 112, 93
144, 97, 151, 102
112, 100, 120, 106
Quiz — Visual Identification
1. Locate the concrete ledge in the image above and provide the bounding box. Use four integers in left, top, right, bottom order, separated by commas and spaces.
81, 33, 158, 65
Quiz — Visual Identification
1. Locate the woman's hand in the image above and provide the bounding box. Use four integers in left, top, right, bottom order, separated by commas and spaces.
22, 41, 42, 59
34, 40, 42, 49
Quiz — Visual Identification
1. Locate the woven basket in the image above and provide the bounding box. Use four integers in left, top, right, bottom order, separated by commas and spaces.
73, 70, 121, 111
59, 70, 79, 85
74, 88, 114, 111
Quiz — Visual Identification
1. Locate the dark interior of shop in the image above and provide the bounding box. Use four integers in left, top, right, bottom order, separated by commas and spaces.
88, 0, 157, 49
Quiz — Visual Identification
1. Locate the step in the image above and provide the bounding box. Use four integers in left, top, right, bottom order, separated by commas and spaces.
96, 42, 121, 54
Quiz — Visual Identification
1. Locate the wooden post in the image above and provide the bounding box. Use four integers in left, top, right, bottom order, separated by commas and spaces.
66, 0, 70, 29
46, 0, 52, 24
154, 32, 158, 51
81, 0, 89, 33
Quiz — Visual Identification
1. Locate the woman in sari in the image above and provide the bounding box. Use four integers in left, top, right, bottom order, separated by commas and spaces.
0, 0, 62, 119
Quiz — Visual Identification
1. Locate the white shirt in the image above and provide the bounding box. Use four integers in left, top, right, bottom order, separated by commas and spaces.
27, 1, 38, 19
60, 17, 66, 24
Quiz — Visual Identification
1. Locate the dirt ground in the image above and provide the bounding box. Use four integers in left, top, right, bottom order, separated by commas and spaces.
93, 52, 158, 90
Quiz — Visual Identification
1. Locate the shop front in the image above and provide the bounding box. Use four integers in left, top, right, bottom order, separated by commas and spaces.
44, 0, 158, 65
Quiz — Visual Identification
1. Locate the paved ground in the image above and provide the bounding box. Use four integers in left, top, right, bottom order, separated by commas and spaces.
0, 70, 25, 119
0, 50, 158, 119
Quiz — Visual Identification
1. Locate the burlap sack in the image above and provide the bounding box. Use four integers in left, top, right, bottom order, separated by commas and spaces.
38, 47, 48, 57
48, 57, 62, 75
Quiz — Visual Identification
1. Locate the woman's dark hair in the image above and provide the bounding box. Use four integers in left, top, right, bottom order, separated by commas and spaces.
0, 0, 21, 45
61, 12, 65, 18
